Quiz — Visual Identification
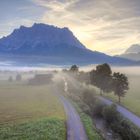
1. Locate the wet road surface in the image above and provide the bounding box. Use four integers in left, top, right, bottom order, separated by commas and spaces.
60, 96, 88, 140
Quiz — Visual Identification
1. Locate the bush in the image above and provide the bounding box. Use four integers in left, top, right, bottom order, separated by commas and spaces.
111, 118, 140, 140
81, 88, 97, 114
101, 104, 140, 140
93, 100, 105, 117
8, 76, 13, 82
92, 101, 140, 140
102, 104, 119, 124
16, 74, 22, 81
78, 102, 91, 114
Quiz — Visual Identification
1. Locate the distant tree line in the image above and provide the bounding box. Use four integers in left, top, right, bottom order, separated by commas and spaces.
8, 74, 22, 82
67, 63, 129, 103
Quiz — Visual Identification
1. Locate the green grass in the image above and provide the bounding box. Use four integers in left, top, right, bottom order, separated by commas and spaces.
0, 83, 65, 124
0, 118, 66, 140
0, 81, 66, 140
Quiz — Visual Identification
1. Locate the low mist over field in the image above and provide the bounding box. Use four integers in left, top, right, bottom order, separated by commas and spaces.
80, 65, 140, 76
1, 0, 140, 139
112, 66, 140, 76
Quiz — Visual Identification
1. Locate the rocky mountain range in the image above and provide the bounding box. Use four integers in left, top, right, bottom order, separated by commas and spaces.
0, 23, 138, 66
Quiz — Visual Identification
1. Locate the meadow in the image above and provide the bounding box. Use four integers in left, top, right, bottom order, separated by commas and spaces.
0, 76, 66, 140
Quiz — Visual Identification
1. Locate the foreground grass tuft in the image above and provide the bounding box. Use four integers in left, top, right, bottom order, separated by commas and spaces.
0, 118, 66, 140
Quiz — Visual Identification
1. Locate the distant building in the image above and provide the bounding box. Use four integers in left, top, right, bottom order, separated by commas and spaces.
28, 73, 53, 85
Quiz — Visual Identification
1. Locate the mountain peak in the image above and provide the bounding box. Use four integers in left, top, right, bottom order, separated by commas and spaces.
32, 23, 70, 31
32, 23, 56, 28
118, 44, 140, 61
0, 23, 86, 53
125, 44, 140, 54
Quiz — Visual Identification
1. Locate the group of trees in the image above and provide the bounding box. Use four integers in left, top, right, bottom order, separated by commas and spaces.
65, 64, 129, 103
8, 74, 22, 82
69, 65, 79, 72
90, 63, 129, 103
62, 65, 79, 73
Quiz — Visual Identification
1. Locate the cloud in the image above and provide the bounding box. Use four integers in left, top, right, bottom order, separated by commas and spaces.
0, 0, 46, 37
0, 0, 140, 55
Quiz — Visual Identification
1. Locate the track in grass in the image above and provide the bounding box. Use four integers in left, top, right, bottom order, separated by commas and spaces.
60, 96, 88, 140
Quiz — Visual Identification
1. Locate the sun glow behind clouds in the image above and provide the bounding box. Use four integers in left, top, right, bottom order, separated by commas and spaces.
0, 0, 140, 55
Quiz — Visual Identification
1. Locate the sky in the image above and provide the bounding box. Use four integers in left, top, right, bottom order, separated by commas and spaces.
0, 0, 140, 55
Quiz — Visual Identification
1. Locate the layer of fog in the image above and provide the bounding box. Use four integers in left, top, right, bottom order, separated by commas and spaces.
80, 65, 140, 76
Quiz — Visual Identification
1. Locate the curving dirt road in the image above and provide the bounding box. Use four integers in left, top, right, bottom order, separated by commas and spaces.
60, 96, 88, 140
99, 96, 140, 128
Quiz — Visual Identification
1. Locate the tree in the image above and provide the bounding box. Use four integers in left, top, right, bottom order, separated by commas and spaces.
16, 74, 22, 81
96, 63, 112, 75
90, 63, 112, 95
82, 89, 96, 109
62, 69, 68, 73
112, 72, 129, 103
70, 65, 79, 72
8, 76, 13, 82
78, 71, 90, 84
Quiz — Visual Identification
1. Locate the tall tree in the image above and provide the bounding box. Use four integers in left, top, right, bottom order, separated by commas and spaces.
16, 74, 22, 81
70, 65, 79, 72
112, 72, 129, 103
8, 76, 13, 82
90, 63, 112, 95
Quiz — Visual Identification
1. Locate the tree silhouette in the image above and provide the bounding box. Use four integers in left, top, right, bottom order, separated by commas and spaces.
70, 65, 79, 72
16, 74, 22, 81
8, 76, 13, 82
90, 63, 112, 95
112, 72, 129, 103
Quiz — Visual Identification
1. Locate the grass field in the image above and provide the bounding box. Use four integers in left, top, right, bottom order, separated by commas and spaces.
0, 80, 66, 140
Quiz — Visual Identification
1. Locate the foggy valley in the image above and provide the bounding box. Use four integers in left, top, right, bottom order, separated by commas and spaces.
1, 0, 140, 139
